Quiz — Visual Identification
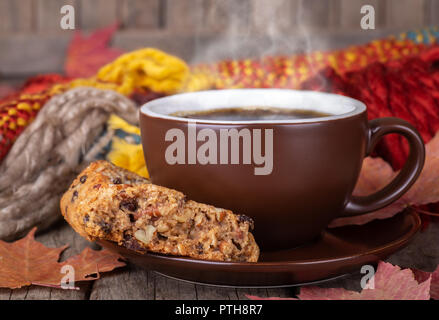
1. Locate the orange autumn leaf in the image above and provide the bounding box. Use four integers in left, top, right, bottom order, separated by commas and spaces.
0, 228, 125, 289
64, 23, 124, 78
330, 130, 439, 227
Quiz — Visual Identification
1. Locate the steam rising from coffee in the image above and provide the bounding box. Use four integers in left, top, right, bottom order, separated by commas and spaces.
191, 0, 325, 63
190, 0, 329, 89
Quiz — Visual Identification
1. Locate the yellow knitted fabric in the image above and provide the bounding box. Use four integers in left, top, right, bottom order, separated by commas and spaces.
107, 113, 140, 135
97, 48, 190, 95
45, 48, 193, 97
106, 115, 148, 178
107, 137, 149, 178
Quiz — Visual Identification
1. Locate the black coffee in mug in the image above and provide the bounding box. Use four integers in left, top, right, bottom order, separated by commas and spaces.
172, 107, 332, 121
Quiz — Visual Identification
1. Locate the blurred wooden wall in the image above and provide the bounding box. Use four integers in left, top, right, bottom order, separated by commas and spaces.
0, 0, 438, 79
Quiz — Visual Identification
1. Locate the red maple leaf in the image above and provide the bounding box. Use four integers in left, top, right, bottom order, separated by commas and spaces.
64, 23, 124, 78
247, 261, 431, 300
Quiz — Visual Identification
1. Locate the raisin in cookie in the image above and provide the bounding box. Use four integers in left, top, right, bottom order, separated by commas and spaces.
61, 161, 260, 262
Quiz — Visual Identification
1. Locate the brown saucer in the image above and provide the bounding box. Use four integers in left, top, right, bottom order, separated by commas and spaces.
98, 209, 420, 288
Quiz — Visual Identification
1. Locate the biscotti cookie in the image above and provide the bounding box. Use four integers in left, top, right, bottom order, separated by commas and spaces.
61, 160, 260, 262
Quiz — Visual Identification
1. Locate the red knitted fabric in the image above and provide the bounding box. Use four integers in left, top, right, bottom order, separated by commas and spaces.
0, 74, 71, 161
301, 46, 439, 171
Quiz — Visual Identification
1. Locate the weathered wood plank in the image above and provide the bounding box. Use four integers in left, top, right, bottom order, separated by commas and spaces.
164, 0, 204, 32
195, 285, 239, 300
36, 0, 76, 32
203, 0, 252, 33
0, 0, 33, 33
295, 0, 339, 29
9, 287, 50, 300
425, 0, 439, 25
79, 0, 118, 30
385, 0, 426, 29
154, 273, 197, 300
0, 0, 12, 32
0, 33, 71, 75
90, 266, 154, 300
0, 289, 11, 300
0, 0, 10, 33
251, 0, 295, 33
120, 0, 160, 30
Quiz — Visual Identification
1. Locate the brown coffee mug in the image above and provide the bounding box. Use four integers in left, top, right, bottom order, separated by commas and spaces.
140, 89, 425, 250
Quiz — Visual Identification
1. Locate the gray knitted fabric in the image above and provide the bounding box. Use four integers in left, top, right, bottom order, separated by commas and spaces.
0, 87, 138, 240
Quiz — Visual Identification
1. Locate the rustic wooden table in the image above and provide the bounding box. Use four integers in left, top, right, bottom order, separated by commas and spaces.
0, 220, 437, 300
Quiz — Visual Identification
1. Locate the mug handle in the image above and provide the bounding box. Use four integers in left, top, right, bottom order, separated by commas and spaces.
341, 117, 425, 217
